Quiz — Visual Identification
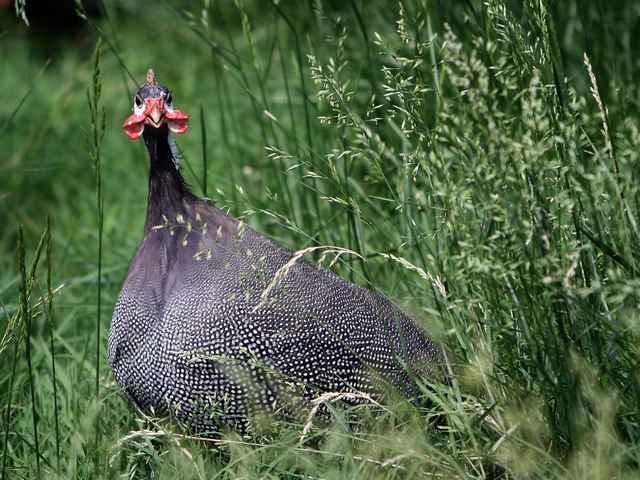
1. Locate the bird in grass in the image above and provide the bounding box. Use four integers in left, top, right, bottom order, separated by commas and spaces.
109, 69, 443, 434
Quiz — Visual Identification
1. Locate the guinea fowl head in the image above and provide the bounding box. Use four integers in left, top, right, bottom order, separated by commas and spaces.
123, 69, 189, 140
123, 70, 195, 228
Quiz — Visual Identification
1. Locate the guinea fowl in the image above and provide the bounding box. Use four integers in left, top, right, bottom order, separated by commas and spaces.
109, 69, 443, 434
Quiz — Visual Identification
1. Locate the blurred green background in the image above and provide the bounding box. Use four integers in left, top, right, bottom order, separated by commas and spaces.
2, 0, 640, 477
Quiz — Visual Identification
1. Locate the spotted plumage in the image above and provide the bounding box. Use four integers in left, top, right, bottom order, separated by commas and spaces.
109, 70, 443, 434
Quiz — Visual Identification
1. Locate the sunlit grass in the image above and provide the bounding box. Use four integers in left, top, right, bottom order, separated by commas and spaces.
1, 0, 640, 477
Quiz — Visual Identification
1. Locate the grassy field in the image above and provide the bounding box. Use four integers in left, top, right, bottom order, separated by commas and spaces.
2, 0, 640, 477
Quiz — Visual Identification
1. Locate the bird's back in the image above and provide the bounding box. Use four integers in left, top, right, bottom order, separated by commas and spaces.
109, 199, 441, 432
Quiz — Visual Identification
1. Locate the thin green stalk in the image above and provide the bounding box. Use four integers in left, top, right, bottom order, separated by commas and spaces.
211, 48, 240, 204
74, 0, 136, 85
2, 224, 50, 479
44, 215, 60, 473
271, 4, 322, 233
0, 58, 50, 139
200, 102, 208, 198
160, 0, 241, 70
0, 346, 17, 480
230, 0, 292, 213
84, 39, 106, 466
18, 226, 36, 478
1, 230, 27, 480
268, 0, 313, 149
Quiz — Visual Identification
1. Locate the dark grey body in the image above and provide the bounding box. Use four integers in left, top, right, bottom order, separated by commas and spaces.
109, 111, 442, 434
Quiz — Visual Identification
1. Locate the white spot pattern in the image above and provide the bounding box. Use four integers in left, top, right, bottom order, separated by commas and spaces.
109, 210, 442, 434
109, 78, 443, 435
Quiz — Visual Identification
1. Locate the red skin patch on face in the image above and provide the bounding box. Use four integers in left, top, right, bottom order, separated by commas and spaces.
124, 98, 189, 139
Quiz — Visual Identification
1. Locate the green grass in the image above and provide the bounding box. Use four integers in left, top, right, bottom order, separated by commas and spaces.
2, 0, 640, 477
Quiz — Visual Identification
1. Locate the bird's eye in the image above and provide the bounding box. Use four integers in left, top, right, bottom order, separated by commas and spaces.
166, 92, 172, 105
135, 95, 143, 108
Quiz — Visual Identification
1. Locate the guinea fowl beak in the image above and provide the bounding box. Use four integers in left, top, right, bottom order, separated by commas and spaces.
123, 97, 189, 140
